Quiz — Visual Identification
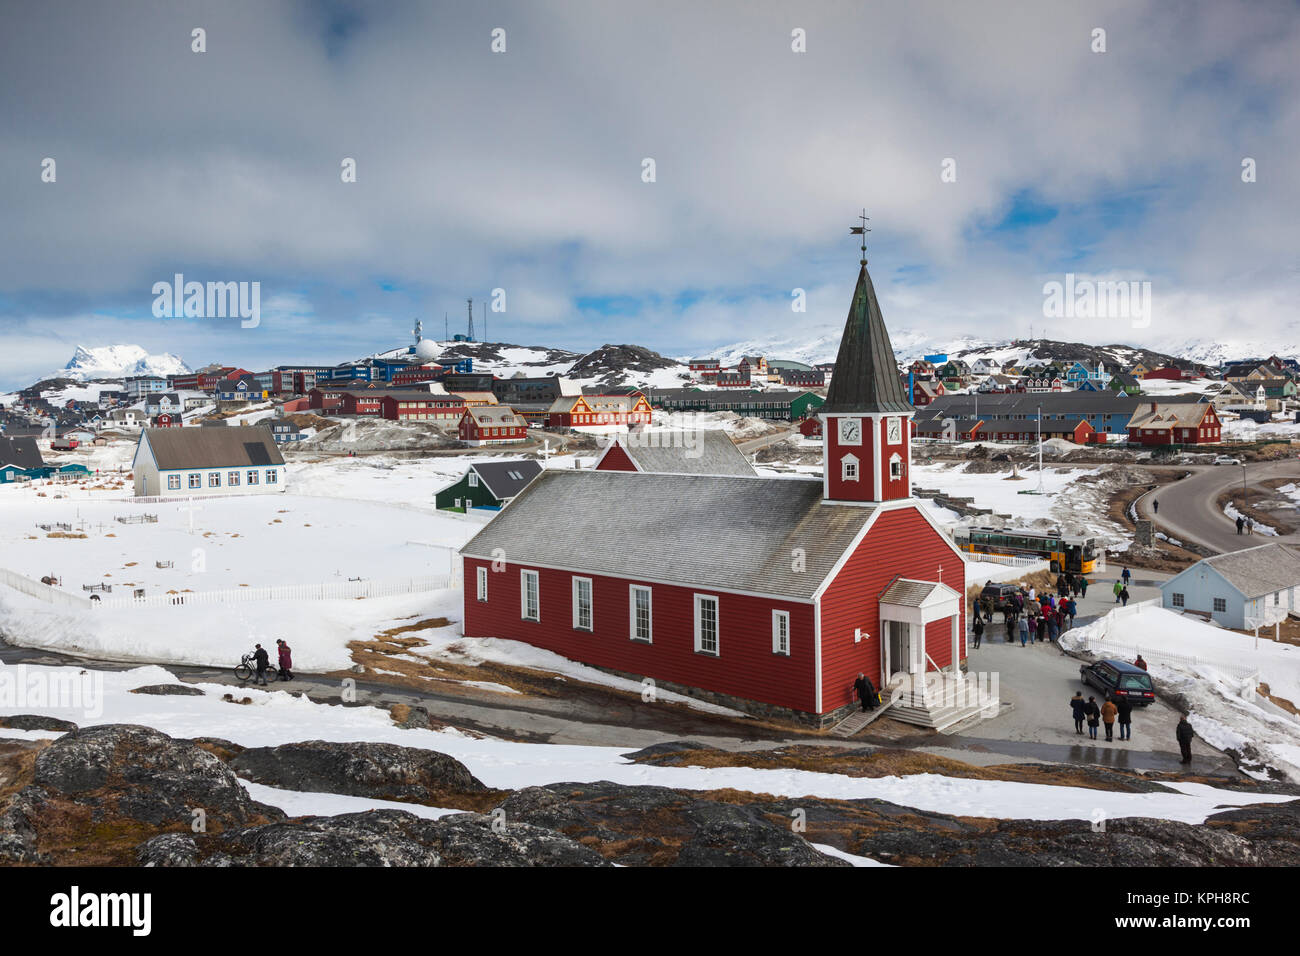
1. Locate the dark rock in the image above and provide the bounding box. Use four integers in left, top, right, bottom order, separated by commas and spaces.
497, 781, 848, 867
228, 740, 486, 804
29, 724, 282, 827
0, 786, 50, 864
142, 809, 608, 867
129, 684, 204, 697
0, 714, 78, 732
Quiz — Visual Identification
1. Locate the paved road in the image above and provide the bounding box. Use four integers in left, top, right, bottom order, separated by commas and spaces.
938, 569, 1241, 774
736, 426, 797, 454
1134, 459, 1300, 554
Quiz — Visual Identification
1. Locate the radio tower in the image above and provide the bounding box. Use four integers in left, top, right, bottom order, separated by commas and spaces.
466, 298, 475, 342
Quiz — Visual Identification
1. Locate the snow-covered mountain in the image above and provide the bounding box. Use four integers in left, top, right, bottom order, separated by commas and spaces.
59, 345, 190, 381
705, 326, 997, 367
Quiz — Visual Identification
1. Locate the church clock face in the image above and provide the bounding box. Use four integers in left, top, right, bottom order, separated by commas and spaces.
886, 416, 902, 445
837, 417, 862, 445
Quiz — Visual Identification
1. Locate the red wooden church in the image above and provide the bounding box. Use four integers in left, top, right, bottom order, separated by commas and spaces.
460, 250, 980, 726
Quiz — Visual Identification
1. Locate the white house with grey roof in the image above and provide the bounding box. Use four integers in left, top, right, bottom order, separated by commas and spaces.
1160, 543, 1300, 629
131, 426, 286, 497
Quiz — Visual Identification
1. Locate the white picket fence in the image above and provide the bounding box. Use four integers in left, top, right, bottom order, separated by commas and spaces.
0, 567, 95, 609
968, 554, 1048, 569
1074, 600, 1260, 682
0, 567, 459, 611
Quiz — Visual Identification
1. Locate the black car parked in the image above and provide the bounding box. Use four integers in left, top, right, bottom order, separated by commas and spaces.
979, 582, 1023, 612
1080, 659, 1155, 705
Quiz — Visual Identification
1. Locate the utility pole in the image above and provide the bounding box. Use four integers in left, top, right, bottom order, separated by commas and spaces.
1037, 403, 1044, 494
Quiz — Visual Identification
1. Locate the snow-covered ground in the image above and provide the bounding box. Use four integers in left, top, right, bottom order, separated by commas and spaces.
1224, 501, 1277, 535
0, 662, 1289, 824
1062, 607, 1300, 782
911, 461, 1122, 544
1221, 416, 1300, 441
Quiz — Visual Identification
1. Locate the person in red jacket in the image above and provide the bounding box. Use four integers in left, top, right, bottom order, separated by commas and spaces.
276, 639, 294, 681
1134, 654, 1147, 671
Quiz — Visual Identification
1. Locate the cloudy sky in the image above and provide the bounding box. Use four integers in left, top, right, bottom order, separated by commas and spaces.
1, 0, 1297, 387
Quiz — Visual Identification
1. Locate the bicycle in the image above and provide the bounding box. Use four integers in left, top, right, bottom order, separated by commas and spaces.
234, 652, 278, 683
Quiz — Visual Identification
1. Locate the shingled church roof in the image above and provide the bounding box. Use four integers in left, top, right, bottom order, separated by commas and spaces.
820, 262, 913, 415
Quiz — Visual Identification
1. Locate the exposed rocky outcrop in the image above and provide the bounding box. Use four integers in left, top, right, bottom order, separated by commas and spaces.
227, 739, 490, 805
129, 683, 204, 696
498, 782, 849, 867
4, 723, 1299, 867
137, 810, 608, 867
0, 714, 78, 732
0, 725, 282, 865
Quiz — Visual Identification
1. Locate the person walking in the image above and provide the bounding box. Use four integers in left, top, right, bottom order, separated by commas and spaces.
1113, 579, 1124, 604
1119, 585, 1130, 607
1070, 691, 1087, 734
1035, 613, 1046, 643
1121, 567, 1132, 587
1079, 576, 1089, 598
1134, 654, 1147, 671
1064, 596, 1077, 630
1236, 515, 1245, 535
1152, 498, 1159, 515
1101, 695, 1118, 741
1005, 610, 1016, 643
1116, 695, 1133, 741
972, 614, 984, 649
1018, 615, 1030, 647
853, 673, 878, 712
276, 639, 294, 681
252, 643, 270, 686
972, 600, 983, 625
1047, 610, 1060, 643
1246, 516, 1255, 535
1085, 696, 1101, 740
1176, 714, 1195, 764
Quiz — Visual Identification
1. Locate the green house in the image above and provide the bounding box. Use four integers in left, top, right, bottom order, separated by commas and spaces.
436, 459, 543, 512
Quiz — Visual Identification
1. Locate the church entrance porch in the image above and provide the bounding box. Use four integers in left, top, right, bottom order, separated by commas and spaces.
878, 578, 995, 731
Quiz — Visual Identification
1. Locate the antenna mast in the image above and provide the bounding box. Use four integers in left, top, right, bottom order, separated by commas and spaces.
467, 298, 475, 342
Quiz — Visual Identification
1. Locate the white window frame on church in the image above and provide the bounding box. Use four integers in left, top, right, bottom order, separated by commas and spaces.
772, 610, 790, 656
841, 454, 859, 482
694, 594, 719, 656
889, 452, 903, 481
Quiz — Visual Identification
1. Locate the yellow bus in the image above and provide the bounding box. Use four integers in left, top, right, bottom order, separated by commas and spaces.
954, 527, 1099, 574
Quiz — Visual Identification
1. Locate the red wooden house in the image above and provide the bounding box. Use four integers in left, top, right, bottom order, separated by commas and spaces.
798, 417, 822, 438
1126, 401, 1221, 445
459, 406, 528, 446
547, 394, 653, 428
460, 254, 983, 728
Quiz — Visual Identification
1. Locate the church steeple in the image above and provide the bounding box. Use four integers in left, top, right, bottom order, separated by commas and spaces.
820, 219, 914, 505
822, 262, 912, 415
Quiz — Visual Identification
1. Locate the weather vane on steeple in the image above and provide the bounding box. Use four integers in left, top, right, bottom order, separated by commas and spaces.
849, 209, 870, 265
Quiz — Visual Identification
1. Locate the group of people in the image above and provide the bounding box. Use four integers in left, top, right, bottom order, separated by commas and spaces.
248, 640, 294, 685
970, 573, 1083, 649
1070, 689, 1134, 741
1111, 566, 1132, 606
1069, 688, 1198, 763
1235, 514, 1256, 535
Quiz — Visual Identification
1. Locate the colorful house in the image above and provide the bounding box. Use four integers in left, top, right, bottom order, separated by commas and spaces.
459, 406, 528, 446
547, 394, 653, 428
1125, 401, 1222, 445
436, 460, 543, 511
